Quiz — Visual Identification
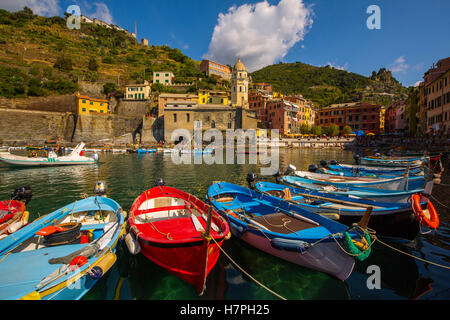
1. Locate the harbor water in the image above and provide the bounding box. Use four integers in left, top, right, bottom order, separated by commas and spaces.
0, 148, 448, 300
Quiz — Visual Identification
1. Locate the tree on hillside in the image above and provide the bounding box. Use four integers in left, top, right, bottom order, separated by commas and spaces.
54, 55, 73, 71
88, 57, 99, 72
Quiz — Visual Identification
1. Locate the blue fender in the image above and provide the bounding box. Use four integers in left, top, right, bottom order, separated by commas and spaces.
270, 238, 309, 254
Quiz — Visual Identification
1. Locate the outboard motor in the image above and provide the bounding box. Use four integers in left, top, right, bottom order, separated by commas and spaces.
155, 178, 165, 187
308, 164, 319, 173
320, 160, 328, 168
330, 160, 338, 166
354, 154, 361, 165
273, 170, 284, 184
91, 153, 99, 162
246, 172, 258, 189
11, 186, 32, 205
284, 164, 297, 175
94, 181, 107, 196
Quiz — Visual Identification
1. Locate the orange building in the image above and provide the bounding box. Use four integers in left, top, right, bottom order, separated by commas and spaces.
200, 59, 231, 80
76, 93, 108, 115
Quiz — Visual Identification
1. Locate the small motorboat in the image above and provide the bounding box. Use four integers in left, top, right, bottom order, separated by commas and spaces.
207, 181, 373, 281
0, 182, 126, 300
128, 179, 230, 295
0, 143, 98, 167
181, 148, 214, 154
137, 148, 157, 154
281, 174, 433, 203
251, 178, 425, 241
0, 187, 33, 240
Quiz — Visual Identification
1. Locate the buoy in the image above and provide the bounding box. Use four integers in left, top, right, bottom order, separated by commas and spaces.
88, 252, 117, 279
20, 211, 29, 224
411, 194, 439, 229
6, 220, 24, 234
125, 232, 141, 255
69, 255, 88, 271
343, 232, 372, 262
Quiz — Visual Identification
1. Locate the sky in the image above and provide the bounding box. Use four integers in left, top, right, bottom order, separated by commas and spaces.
1, 0, 449, 87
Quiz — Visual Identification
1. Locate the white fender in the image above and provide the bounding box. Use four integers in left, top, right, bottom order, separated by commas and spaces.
125, 232, 141, 255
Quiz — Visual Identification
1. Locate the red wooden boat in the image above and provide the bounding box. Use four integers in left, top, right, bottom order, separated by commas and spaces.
128, 183, 230, 295
0, 200, 28, 237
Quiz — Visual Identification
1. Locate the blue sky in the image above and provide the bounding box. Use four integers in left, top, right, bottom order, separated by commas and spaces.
2, 0, 450, 86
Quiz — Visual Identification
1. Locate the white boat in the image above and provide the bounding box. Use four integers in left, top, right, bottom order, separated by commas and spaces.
0, 143, 98, 167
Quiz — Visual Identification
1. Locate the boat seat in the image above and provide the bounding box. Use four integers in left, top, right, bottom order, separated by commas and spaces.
225, 201, 260, 211
80, 223, 110, 231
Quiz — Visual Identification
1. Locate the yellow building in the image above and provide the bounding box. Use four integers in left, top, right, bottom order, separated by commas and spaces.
198, 90, 229, 105
380, 107, 386, 134
76, 93, 109, 115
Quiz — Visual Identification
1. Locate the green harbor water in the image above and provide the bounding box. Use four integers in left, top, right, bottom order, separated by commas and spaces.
0, 148, 449, 300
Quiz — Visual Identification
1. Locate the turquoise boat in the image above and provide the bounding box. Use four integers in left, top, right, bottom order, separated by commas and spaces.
137, 148, 157, 154
0, 190, 126, 300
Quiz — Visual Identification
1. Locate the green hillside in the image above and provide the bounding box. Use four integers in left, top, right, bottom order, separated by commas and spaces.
0, 7, 212, 99
251, 62, 408, 107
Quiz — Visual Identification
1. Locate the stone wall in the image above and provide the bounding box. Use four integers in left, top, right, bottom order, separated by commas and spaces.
0, 108, 74, 144
141, 116, 163, 143
72, 114, 142, 144
116, 100, 151, 118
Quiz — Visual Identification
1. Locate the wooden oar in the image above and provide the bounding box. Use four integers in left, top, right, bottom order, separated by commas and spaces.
185, 205, 205, 232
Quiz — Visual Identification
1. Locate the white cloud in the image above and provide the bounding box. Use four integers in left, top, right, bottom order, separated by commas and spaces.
326, 62, 349, 71
390, 56, 409, 73
414, 81, 422, 87
89, 2, 113, 24
0, 0, 61, 16
203, 0, 313, 72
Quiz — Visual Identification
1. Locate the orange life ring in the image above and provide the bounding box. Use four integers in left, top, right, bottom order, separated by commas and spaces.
411, 194, 439, 229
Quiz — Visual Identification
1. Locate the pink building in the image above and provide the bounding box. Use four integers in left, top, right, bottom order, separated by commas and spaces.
385, 101, 406, 133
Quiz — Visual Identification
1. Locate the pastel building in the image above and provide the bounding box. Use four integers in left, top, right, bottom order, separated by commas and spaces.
198, 90, 229, 105
200, 60, 231, 80
266, 99, 303, 136
158, 93, 198, 117
76, 93, 108, 115
423, 57, 450, 133
125, 81, 151, 100
153, 71, 174, 85
385, 101, 407, 133
317, 102, 382, 134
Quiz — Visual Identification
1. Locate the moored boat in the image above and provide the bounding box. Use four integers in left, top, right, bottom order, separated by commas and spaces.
137, 148, 157, 154
0, 182, 126, 300
207, 181, 373, 281
292, 169, 425, 191
0, 187, 32, 240
251, 178, 425, 241
0, 143, 98, 167
281, 174, 433, 203
128, 179, 230, 295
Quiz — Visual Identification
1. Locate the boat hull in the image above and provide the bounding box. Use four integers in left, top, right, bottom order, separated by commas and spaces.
234, 228, 355, 281
137, 236, 224, 293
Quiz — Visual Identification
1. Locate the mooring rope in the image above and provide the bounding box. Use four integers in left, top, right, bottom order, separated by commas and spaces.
210, 236, 287, 300
373, 235, 450, 270
430, 194, 450, 210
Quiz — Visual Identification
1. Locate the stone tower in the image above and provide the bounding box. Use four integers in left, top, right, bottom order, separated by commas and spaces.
231, 58, 249, 108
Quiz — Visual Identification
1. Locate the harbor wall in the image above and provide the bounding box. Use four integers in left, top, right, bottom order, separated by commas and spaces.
0, 108, 143, 145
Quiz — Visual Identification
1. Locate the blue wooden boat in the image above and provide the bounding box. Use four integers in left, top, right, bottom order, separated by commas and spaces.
0, 188, 126, 300
282, 175, 433, 203
207, 182, 373, 281
327, 163, 423, 178
292, 170, 425, 191
252, 180, 423, 241
137, 148, 157, 154
360, 156, 424, 167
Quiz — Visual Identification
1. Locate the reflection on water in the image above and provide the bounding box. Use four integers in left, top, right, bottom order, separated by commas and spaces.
0, 149, 448, 300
